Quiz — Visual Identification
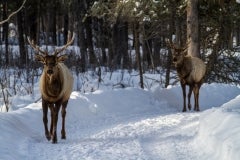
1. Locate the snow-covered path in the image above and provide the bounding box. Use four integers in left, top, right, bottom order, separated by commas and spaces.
25, 110, 200, 160
1, 83, 240, 160
88, 113, 200, 160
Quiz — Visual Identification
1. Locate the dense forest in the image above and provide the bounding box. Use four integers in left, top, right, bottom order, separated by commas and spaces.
0, 0, 240, 89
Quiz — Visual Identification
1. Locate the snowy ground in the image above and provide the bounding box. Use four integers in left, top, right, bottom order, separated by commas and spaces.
0, 83, 240, 160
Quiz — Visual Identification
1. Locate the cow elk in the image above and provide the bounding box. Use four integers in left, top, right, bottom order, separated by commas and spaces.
28, 34, 74, 143
167, 40, 206, 112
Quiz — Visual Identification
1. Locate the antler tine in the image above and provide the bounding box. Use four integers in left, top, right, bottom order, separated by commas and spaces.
54, 32, 75, 56
27, 37, 47, 56
166, 38, 176, 50
182, 40, 190, 51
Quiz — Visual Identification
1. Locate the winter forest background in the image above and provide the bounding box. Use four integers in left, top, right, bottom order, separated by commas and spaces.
0, 0, 240, 111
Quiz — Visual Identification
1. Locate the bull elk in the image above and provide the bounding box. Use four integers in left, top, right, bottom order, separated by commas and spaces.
28, 34, 74, 143
167, 40, 206, 112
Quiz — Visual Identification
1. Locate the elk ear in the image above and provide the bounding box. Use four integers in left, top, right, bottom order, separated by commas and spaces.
57, 55, 68, 63
35, 54, 45, 63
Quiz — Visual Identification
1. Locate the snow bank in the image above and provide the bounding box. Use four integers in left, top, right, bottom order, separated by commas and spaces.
0, 105, 42, 160
152, 83, 240, 111
195, 95, 240, 160
67, 87, 162, 135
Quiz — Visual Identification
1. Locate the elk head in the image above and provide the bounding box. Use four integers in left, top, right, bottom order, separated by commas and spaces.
28, 33, 75, 78
166, 39, 189, 67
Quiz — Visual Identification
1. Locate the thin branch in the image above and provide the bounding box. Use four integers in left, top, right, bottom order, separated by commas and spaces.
0, 0, 27, 25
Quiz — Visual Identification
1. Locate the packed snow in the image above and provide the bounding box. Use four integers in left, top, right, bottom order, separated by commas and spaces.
0, 80, 240, 159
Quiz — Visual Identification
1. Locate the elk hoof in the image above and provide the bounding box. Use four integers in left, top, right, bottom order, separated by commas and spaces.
188, 104, 192, 110
194, 108, 200, 112
61, 130, 66, 139
52, 137, 58, 144
182, 109, 187, 112
45, 133, 51, 141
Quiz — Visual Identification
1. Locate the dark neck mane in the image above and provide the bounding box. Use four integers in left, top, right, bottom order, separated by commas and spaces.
45, 74, 62, 97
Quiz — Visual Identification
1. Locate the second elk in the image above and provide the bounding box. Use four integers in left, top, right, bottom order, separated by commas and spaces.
167, 40, 206, 112
28, 34, 74, 143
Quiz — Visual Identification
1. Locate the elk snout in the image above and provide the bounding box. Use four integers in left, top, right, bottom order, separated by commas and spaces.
47, 69, 53, 75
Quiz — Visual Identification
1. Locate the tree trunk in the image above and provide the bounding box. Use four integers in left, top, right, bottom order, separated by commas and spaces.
112, 23, 119, 68
187, 0, 200, 57
98, 19, 108, 66
121, 22, 129, 69
134, 22, 144, 89
85, 17, 96, 66
153, 37, 161, 68
63, 13, 69, 44
142, 24, 152, 69
108, 31, 114, 69
165, 3, 176, 88
17, 10, 27, 67
3, 1, 9, 65
51, 1, 57, 45
112, 20, 129, 69
237, 25, 240, 46
27, 2, 38, 42
78, 26, 86, 72
74, 0, 87, 72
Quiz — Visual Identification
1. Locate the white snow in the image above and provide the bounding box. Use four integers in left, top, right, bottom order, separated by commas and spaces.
0, 82, 240, 160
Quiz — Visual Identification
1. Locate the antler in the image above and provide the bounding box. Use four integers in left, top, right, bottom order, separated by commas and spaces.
166, 39, 177, 50
166, 38, 190, 51
27, 37, 47, 56
183, 40, 190, 51
54, 32, 75, 56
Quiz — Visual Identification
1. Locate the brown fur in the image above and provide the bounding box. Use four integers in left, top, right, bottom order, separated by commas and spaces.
40, 63, 73, 103
170, 43, 206, 112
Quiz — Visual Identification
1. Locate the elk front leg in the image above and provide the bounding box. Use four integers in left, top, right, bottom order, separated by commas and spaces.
42, 99, 51, 141
188, 85, 193, 111
181, 82, 187, 112
49, 104, 54, 138
193, 84, 200, 111
61, 100, 68, 139
52, 104, 60, 144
